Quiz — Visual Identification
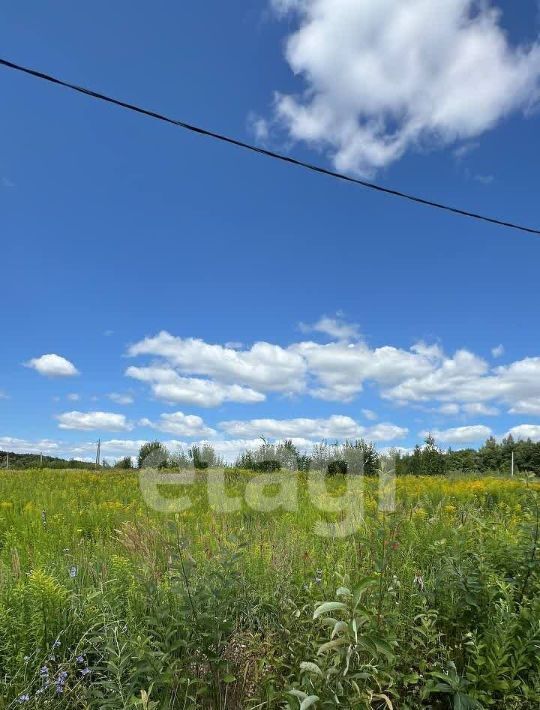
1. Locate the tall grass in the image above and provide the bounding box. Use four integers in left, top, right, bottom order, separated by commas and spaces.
0, 470, 538, 708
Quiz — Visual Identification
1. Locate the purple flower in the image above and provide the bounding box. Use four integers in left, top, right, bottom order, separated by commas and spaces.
17, 694, 30, 703
80, 667, 90, 677
76, 655, 84, 664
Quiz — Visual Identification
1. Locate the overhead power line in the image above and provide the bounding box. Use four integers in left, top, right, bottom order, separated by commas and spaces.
1, 56, 539, 236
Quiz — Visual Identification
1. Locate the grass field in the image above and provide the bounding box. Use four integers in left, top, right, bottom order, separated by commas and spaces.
0, 469, 539, 708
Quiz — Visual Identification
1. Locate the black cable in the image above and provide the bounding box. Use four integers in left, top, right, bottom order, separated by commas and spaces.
1, 56, 539, 236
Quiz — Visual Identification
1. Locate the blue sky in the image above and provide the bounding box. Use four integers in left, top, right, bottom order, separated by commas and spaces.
1, 0, 540, 462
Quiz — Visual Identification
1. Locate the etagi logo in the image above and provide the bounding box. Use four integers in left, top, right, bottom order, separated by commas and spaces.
139, 448, 396, 539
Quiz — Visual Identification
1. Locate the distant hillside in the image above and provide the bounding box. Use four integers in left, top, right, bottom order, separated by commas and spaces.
0, 450, 91, 470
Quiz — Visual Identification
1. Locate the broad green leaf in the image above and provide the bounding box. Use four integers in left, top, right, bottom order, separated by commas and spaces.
299, 695, 319, 710
300, 661, 323, 676
331, 620, 349, 638
317, 637, 349, 654
313, 601, 347, 619
288, 689, 307, 700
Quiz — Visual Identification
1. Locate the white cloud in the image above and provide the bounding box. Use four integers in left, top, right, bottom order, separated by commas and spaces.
293, 339, 436, 401
299, 315, 360, 340
128, 332, 305, 393
140, 411, 216, 438
439, 403, 460, 415
108, 392, 134, 405
67, 393, 80, 402
268, 0, 540, 175
56, 411, 132, 432
509, 399, 540, 416
219, 414, 407, 441
492, 344, 505, 358
462, 402, 499, 416
422, 425, 492, 445
453, 141, 479, 161
126, 366, 265, 406
25, 354, 79, 377
362, 408, 378, 421
0, 390, 8, 400
126, 329, 540, 416
506, 424, 540, 442
0, 437, 60, 454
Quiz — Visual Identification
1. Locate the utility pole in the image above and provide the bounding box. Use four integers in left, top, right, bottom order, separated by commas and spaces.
6, 452, 9, 470
95, 439, 101, 469
511, 450, 514, 477
40, 452, 43, 468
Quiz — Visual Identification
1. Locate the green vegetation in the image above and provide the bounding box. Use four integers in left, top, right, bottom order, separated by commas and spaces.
0, 451, 90, 470
396, 434, 540, 476
0, 468, 539, 708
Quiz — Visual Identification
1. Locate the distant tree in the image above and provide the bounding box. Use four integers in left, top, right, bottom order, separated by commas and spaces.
446, 447, 478, 473
478, 436, 502, 472
169, 447, 191, 469
189, 444, 223, 469
327, 460, 348, 476
421, 434, 446, 475
137, 441, 168, 469
115, 456, 133, 470
296, 454, 311, 472
343, 439, 379, 475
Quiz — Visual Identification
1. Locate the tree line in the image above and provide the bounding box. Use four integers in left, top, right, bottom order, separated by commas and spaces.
3, 433, 539, 475
128, 434, 540, 477
395, 434, 540, 476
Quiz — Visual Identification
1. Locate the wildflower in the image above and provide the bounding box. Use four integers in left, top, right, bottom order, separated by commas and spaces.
76, 655, 84, 664
41, 510, 47, 526
69, 565, 78, 578
17, 694, 30, 703
55, 670, 68, 694
314, 569, 323, 584
52, 639, 61, 649
80, 667, 90, 677
39, 666, 49, 678
23, 656, 30, 662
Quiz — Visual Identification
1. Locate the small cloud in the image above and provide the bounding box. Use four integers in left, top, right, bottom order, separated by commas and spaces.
67, 393, 80, 401
141, 411, 215, 438
438, 403, 460, 416
453, 142, 479, 162
56, 411, 132, 431
299, 314, 360, 341
248, 112, 270, 142
462, 402, 499, 416
421, 425, 492, 444
1, 177, 15, 188
361, 408, 378, 421
491, 344, 504, 358
108, 392, 134, 405
25, 354, 79, 378
0, 390, 9, 400
474, 174, 494, 185
104, 330, 114, 337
